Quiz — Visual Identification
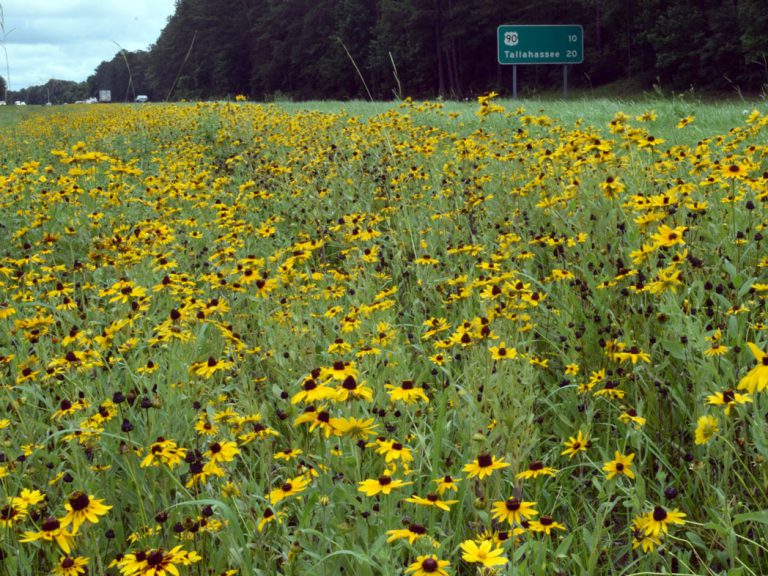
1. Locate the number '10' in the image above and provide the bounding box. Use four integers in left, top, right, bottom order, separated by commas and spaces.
568, 34, 578, 42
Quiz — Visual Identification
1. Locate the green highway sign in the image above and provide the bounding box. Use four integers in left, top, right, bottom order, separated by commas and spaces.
497, 25, 583, 65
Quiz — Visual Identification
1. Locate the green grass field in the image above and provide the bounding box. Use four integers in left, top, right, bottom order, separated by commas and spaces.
0, 97, 767, 576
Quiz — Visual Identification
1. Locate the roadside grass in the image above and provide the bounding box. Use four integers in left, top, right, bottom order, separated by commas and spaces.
0, 96, 766, 576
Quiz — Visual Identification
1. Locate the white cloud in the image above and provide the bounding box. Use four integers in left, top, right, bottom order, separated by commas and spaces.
0, 0, 177, 89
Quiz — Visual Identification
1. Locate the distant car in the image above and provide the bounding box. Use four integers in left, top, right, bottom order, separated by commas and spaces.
14, 101, 26, 106
0, 101, 6, 106
135, 95, 149, 103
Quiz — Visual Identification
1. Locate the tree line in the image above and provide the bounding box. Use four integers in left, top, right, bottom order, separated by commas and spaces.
8, 0, 768, 104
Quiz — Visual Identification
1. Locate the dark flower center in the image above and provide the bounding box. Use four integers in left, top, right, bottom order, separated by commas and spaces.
616, 463, 624, 471
147, 550, 165, 566
68, 491, 90, 511
209, 442, 222, 453
282, 483, 293, 492
61, 557, 75, 568
378, 476, 392, 486
540, 515, 553, 526
207, 357, 217, 367
722, 390, 735, 403
477, 454, 493, 467
421, 558, 439, 572
653, 506, 667, 521
529, 461, 543, 471
401, 380, 414, 390
392, 442, 403, 451
342, 376, 357, 389
409, 523, 426, 534
42, 517, 61, 531
505, 498, 521, 511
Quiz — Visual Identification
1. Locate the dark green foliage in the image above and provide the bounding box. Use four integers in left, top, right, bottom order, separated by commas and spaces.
12, 0, 768, 101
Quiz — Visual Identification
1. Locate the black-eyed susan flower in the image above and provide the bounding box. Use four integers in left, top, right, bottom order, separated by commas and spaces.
405, 555, 450, 576
358, 474, 413, 497
528, 515, 567, 535
433, 474, 460, 495
462, 453, 510, 479
60, 491, 111, 532
404, 493, 458, 512
329, 416, 378, 440
116, 545, 201, 575
694, 415, 719, 445
516, 460, 558, 480
291, 377, 337, 404
51, 555, 89, 576
650, 224, 687, 248
491, 497, 538, 525
257, 507, 286, 532
613, 346, 651, 364
561, 430, 589, 458
489, 341, 517, 360
374, 439, 413, 464
459, 539, 508, 568
602, 451, 636, 480
140, 438, 187, 469
332, 375, 373, 402
706, 389, 751, 415
386, 523, 428, 543
20, 517, 77, 553
636, 506, 686, 537
738, 342, 768, 393
618, 408, 646, 427
385, 380, 429, 404
631, 517, 662, 553
268, 474, 312, 505
189, 356, 233, 379
204, 440, 239, 464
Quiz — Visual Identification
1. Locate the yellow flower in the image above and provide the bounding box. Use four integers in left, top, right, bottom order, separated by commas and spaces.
358, 474, 413, 497
60, 492, 111, 532
650, 224, 687, 248
386, 523, 428, 543
404, 493, 458, 512
706, 389, 751, 415
528, 515, 567, 534
268, 474, 312, 505
631, 517, 662, 553
490, 497, 538, 525
405, 555, 450, 576
489, 341, 517, 360
738, 342, 768, 393
694, 415, 719, 445
385, 381, 429, 404
20, 517, 77, 553
462, 454, 510, 479
204, 440, 239, 463
602, 451, 635, 480
51, 555, 89, 576
257, 507, 286, 532
516, 460, 558, 480
636, 506, 686, 537
561, 430, 589, 458
459, 539, 508, 568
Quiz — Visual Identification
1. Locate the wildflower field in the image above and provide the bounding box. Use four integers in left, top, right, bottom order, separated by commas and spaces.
1, 96, 767, 576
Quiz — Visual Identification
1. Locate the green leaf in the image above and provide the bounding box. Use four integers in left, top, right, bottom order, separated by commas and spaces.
733, 510, 768, 526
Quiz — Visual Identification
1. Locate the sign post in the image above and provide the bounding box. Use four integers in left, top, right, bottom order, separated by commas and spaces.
497, 25, 583, 98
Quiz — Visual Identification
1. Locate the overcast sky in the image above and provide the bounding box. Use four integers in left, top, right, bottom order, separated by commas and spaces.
0, 0, 177, 90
